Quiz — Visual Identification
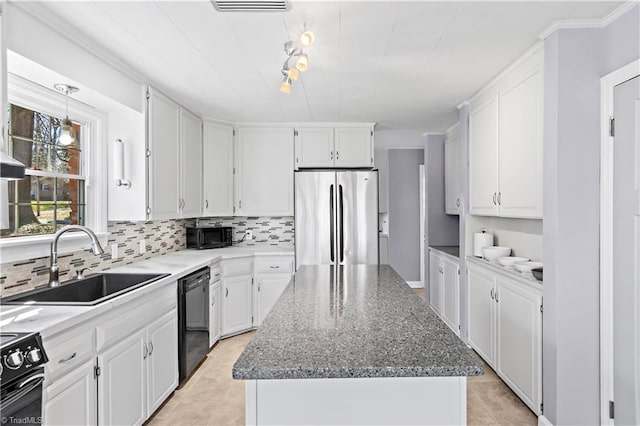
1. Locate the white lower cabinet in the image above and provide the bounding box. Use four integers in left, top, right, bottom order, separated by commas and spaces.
44, 360, 97, 426
146, 311, 179, 414
209, 281, 222, 347
222, 274, 253, 335
429, 250, 460, 335
467, 261, 542, 414
98, 329, 147, 426
254, 274, 291, 326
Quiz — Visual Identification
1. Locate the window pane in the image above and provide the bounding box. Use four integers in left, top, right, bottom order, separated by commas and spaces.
51, 146, 81, 175
1, 177, 85, 238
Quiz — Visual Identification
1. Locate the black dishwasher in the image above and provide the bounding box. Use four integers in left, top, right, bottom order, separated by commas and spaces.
178, 266, 210, 384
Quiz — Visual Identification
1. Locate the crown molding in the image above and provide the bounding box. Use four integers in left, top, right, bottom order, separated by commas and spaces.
421, 131, 446, 138
538, 1, 638, 40
456, 100, 470, 110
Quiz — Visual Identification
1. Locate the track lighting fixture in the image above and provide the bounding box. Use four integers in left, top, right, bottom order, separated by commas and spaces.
53, 84, 79, 146
279, 25, 314, 94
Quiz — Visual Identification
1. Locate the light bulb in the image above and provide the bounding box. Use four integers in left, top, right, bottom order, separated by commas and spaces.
288, 67, 299, 81
300, 30, 315, 47
59, 117, 75, 146
280, 78, 292, 94
296, 53, 309, 72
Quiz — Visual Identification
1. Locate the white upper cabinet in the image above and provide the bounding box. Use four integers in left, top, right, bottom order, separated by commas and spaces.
147, 87, 203, 220
179, 107, 203, 218
498, 70, 543, 218
202, 121, 234, 216
148, 88, 180, 220
468, 44, 544, 219
294, 127, 335, 168
444, 125, 460, 215
236, 127, 294, 216
334, 127, 374, 167
295, 125, 374, 168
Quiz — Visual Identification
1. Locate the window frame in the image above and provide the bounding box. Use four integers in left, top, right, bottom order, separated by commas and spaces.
1, 74, 108, 263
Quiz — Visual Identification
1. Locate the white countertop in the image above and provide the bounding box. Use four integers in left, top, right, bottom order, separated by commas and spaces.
0, 246, 294, 340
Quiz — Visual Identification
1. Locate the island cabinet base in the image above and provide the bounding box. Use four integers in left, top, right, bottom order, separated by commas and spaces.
244, 376, 466, 425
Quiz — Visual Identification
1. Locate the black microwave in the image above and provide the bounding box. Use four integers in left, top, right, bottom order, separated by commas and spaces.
186, 227, 233, 249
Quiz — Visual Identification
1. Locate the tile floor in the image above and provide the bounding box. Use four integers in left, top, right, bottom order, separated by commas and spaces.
148, 288, 537, 426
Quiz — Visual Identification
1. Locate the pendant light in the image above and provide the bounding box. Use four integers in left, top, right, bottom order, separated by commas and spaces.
53, 84, 79, 146
279, 24, 314, 93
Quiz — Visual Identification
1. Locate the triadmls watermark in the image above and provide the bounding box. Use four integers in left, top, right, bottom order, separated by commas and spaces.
1, 417, 43, 424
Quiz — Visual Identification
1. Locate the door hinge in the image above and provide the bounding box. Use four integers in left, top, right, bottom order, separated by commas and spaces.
370, 130, 373, 136
146, 88, 150, 100
251, 277, 254, 285
294, 130, 299, 136
146, 149, 151, 157
540, 403, 544, 414
609, 400, 615, 419
94, 365, 101, 378
239, 200, 242, 209
233, 206, 236, 214
457, 269, 460, 275
252, 316, 254, 323
233, 129, 236, 136
540, 304, 543, 313
146, 207, 151, 215
609, 117, 615, 137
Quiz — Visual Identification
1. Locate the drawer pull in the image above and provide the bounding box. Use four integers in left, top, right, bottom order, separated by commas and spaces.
270, 265, 280, 269
59, 353, 77, 364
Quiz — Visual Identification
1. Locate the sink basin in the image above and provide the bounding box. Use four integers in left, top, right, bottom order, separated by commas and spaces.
1, 273, 170, 306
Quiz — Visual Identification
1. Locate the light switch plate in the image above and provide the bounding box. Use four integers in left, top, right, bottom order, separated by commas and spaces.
139, 240, 146, 254
111, 243, 119, 260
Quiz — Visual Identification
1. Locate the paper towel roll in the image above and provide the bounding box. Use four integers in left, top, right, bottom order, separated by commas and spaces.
473, 231, 494, 257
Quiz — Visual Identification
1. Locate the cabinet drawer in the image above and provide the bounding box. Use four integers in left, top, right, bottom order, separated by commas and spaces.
44, 328, 95, 381
222, 259, 252, 277
255, 259, 293, 274
211, 267, 222, 284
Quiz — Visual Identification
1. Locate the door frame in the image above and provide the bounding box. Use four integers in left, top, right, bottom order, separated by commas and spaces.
420, 164, 426, 288
600, 58, 640, 425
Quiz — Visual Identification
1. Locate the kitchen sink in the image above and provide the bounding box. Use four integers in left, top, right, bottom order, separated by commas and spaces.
1, 273, 170, 306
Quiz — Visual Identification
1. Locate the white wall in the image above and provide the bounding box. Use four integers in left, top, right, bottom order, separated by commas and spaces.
542, 5, 639, 424
465, 216, 542, 261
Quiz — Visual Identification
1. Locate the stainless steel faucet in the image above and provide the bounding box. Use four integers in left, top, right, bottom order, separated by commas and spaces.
49, 225, 104, 287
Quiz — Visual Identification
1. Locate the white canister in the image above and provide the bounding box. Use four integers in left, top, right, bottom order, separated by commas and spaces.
473, 230, 494, 257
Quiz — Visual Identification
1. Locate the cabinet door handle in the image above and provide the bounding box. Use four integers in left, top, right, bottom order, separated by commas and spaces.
492, 193, 497, 205
59, 352, 76, 364
225, 288, 229, 297
205, 199, 209, 209
270, 265, 280, 269
148, 341, 154, 356
212, 295, 216, 306
497, 192, 502, 205
330, 151, 334, 160
456, 198, 460, 208
490, 288, 494, 300
239, 200, 242, 209
495, 289, 499, 303
258, 285, 261, 292
336, 151, 339, 160
143, 343, 148, 359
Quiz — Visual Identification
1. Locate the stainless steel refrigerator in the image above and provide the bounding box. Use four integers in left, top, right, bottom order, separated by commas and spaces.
295, 170, 379, 268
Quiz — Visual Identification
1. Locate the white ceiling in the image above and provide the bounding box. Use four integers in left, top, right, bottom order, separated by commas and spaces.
31, 1, 623, 131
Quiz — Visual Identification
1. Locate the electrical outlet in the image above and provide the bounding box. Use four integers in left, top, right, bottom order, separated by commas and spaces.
139, 239, 146, 254
111, 243, 119, 260
246, 230, 253, 240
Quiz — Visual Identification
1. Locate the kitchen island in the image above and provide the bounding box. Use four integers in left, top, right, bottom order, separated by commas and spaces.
232, 265, 483, 425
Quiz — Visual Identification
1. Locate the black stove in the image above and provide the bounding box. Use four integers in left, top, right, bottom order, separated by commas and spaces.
0, 332, 49, 425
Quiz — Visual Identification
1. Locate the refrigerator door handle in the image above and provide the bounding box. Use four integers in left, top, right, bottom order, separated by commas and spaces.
329, 184, 335, 263
339, 184, 344, 263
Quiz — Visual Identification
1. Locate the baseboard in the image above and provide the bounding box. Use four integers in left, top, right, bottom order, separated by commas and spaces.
406, 281, 423, 288
538, 415, 553, 426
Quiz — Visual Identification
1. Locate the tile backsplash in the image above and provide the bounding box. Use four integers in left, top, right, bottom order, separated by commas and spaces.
0, 216, 294, 297
194, 217, 294, 247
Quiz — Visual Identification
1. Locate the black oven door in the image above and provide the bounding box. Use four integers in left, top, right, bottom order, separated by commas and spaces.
0, 368, 45, 426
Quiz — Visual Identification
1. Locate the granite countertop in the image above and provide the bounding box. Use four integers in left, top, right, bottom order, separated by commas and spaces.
0, 246, 293, 339
430, 245, 460, 259
232, 264, 483, 380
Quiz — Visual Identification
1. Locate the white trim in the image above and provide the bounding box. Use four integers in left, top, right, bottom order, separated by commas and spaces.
406, 280, 423, 289
420, 165, 425, 289
538, 1, 639, 40
421, 131, 446, 138
446, 121, 460, 136
2, 74, 108, 263
600, 58, 640, 426
236, 122, 376, 129
456, 100, 470, 110
538, 414, 554, 426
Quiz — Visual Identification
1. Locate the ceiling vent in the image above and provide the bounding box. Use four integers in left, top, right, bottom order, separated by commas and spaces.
212, 1, 290, 12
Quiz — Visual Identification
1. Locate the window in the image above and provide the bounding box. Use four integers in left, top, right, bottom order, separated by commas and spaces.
0, 73, 107, 263
2, 104, 86, 238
